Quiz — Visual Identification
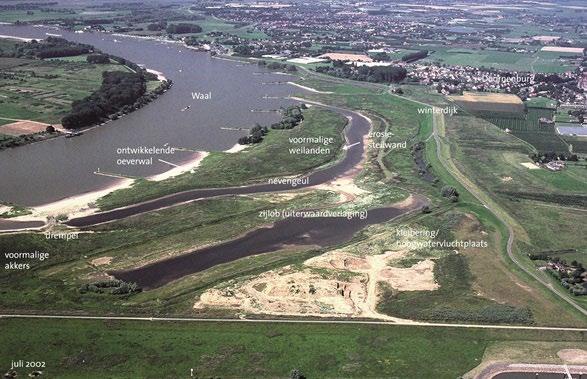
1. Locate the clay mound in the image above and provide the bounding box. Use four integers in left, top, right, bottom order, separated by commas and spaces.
557, 349, 587, 364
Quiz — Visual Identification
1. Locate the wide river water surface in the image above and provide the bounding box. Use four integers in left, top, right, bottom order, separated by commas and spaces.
0, 24, 297, 205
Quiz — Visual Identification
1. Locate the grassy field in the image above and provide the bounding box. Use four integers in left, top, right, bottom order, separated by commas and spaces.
186, 15, 268, 40
563, 136, 587, 154
422, 47, 577, 73
97, 107, 347, 210
0, 10, 78, 23
0, 56, 130, 124
378, 211, 533, 325
0, 191, 338, 315
0, 318, 584, 379
455, 97, 570, 153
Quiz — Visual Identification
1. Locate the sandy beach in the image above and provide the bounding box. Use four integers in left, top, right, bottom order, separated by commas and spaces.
0, 34, 37, 42
224, 143, 249, 153
148, 151, 209, 181
11, 151, 211, 223
146, 68, 167, 81
287, 81, 333, 94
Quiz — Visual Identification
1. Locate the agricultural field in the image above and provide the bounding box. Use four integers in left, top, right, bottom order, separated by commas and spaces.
526, 97, 557, 109
0, 55, 130, 124
0, 10, 78, 23
196, 16, 268, 40
439, 99, 587, 312
450, 92, 570, 153
422, 47, 578, 73
450, 92, 525, 113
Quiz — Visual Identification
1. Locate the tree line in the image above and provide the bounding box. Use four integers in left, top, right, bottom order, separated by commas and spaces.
62, 71, 146, 129
238, 105, 306, 145
257, 60, 297, 72
165, 23, 202, 34
0, 37, 93, 59
315, 61, 407, 83
86, 53, 110, 64
401, 50, 429, 63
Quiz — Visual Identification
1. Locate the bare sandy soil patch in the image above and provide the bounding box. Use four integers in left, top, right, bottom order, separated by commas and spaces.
90, 256, 113, 266
379, 260, 438, 291
521, 162, 540, 170
541, 46, 584, 54
314, 176, 368, 202
287, 82, 333, 94
0, 120, 53, 135
318, 53, 373, 62
194, 247, 437, 320
148, 151, 210, 181
224, 143, 249, 153
450, 92, 523, 105
557, 349, 587, 364
196, 268, 365, 317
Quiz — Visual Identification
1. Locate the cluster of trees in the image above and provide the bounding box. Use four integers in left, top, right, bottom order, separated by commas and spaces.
4, 37, 93, 59
233, 44, 256, 56
568, 108, 586, 123
147, 21, 167, 31
257, 60, 297, 72
544, 258, 587, 296
270, 105, 305, 130
79, 279, 141, 295
166, 23, 202, 34
371, 52, 391, 61
86, 53, 110, 64
441, 185, 459, 202
238, 124, 269, 145
500, 191, 587, 208
529, 151, 579, 163
401, 50, 429, 62
62, 71, 146, 129
411, 141, 437, 183
315, 61, 407, 83
0, 131, 55, 150
528, 249, 577, 261
238, 105, 306, 145
290, 369, 306, 379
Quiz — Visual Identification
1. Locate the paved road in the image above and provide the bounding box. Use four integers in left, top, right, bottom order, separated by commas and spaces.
1, 313, 586, 332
